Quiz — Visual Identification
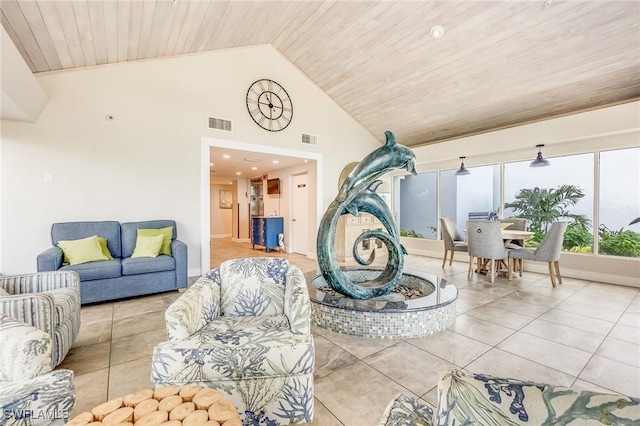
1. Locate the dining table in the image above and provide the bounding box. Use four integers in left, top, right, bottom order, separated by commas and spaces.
501, 229, 535, 247
472, 229, 535, 278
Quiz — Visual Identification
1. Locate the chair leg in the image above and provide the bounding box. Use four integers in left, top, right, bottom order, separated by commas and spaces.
449, 250, 455, 265
548, 262, 557, 288
467, 256, 474, 278
489, 259, 495, 283
442, 249, 448, 268
508, 258, 513, 281
554, 261, 563, 284
518, 259, 523, 276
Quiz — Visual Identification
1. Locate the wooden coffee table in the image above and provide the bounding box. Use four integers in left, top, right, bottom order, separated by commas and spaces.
65, 385, 241, 426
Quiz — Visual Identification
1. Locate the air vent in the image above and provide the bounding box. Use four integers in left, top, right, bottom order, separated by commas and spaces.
208, 117, 232, 131
301, 133, 317, 145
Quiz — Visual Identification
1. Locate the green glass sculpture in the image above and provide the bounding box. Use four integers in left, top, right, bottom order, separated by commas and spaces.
316, 131, 417, 299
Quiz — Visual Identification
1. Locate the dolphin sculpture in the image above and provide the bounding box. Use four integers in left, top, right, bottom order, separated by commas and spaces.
337, 131, 417, 202
343, 180, 407, 259
317, 131, 417, 300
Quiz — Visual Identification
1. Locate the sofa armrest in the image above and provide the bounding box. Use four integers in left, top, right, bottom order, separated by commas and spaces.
165, 273, 221, 341
0, 314, 54, 380
172, 239, 188, 288
284, 264, 311, 335
0, 369, 75, 424
0, 294, 55, 338
0, 271, 80, 294
37, 247, 64, 271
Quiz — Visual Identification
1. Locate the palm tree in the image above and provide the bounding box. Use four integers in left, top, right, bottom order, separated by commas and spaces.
505, 185, 591, 238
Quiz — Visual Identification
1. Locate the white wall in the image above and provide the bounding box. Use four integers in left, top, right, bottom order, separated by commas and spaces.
0, 45, 379, 275
210, 183, 232, 237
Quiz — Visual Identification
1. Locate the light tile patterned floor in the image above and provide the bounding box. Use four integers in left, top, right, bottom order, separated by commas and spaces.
60, 238, 640, 425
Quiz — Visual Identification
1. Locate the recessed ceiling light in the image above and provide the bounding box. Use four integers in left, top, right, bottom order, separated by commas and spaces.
429, 25, 444, 39
209, 163, 213, 167
245, 158, 260, 162
304, 159, 309, 163
235, 172, 242, 175
251, 167, 258, 170
272, 160, 279, 164
222, 154, 231, 159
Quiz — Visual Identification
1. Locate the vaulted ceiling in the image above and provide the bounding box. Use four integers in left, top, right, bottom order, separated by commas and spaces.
2, 0, 638, 147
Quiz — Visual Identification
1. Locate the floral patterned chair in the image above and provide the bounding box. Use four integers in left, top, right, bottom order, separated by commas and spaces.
0, 314, 75, 425
151, 257, 314, 425
380, 369, 640, 425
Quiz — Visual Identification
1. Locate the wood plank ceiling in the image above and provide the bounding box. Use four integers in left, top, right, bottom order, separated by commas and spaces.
2, 0, 639, 147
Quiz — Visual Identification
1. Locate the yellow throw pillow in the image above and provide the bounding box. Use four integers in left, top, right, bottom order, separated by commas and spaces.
57, 235, 108, 266
131, 234, 164, 258
61, 236, 113, 264
97, 237, 114, 260
137, 226, 173, 256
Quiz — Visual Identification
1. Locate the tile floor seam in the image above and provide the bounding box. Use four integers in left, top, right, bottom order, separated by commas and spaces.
361, 359, 423, 401
515, 325, 600, 356
573, 318, 639, 384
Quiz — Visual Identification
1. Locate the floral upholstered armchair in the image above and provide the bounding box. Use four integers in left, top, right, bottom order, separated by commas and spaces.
0, 314, 75, 425
380, 369, 640, 425
151, 257, 314, 425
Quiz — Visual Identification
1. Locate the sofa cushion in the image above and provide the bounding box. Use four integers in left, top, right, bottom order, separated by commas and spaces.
436, 369, 640, 426
122, 255, 175, 276
60, 259, 121, 281
151, 314, 313, 383
121, 220, 177, 258
52, 221, 122, 258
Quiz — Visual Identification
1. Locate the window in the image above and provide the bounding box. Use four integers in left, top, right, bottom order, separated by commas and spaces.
440, 164, 500, 237
504, 153, 594, 252
398, 172, 437, 239
598, 147, 640, 257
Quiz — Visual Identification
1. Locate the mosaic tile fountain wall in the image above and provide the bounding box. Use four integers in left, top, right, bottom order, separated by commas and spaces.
310, 299, 456, 339
309, 269, 458, 339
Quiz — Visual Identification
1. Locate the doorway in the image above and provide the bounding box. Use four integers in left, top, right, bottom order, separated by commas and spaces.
200, 137, 323, 273
291, 173, 309, 255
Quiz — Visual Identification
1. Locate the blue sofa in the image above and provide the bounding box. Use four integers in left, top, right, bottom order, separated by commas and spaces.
37, 220, 187, 304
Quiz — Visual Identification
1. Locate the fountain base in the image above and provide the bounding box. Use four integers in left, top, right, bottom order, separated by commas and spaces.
309, 269, 458, 339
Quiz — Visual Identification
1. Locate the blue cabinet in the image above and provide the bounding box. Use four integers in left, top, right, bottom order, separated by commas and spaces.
252, 216, 284, 252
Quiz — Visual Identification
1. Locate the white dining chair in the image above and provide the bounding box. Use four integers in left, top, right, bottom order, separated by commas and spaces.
508, 221, 569, 287
466, 220, 510, 283
440, 217, 468, 268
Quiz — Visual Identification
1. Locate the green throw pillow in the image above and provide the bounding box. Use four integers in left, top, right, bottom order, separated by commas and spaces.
61, 236, 113, 264
131, 234, 164, 258
57, 235, 108, 266
138, 226, 173, 256
97, 237, 114, 260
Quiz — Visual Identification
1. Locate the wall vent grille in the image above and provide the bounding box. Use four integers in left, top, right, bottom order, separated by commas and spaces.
209, 117, 232, 131
301, 133, 317, 145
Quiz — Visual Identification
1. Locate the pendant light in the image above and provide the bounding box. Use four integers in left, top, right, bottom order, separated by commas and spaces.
530, 144, 550, 167
455, 156, 470, 176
